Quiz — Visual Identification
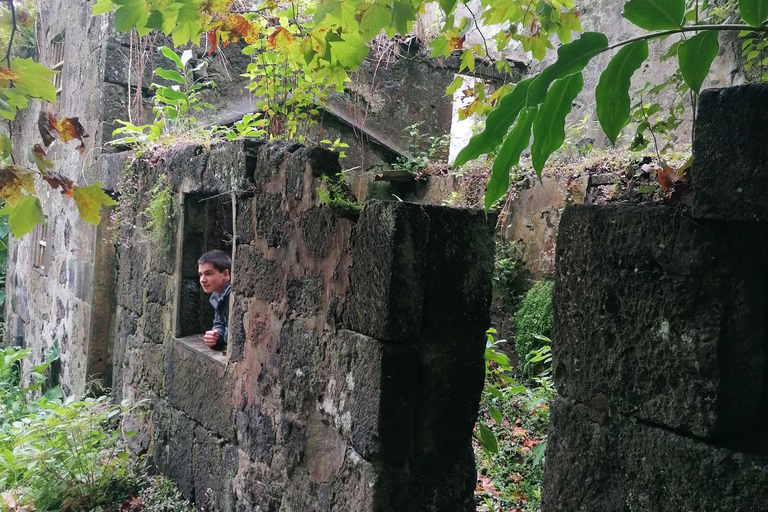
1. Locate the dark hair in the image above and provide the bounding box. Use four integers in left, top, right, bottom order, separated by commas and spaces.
198, 249, 231, 273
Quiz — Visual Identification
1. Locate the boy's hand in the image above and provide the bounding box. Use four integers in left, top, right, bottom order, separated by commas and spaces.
204, 330, 219, 347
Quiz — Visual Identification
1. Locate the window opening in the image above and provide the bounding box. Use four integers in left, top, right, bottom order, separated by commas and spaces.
50, 33, 65, 115
32, 216, 48, 274
177, 194, 233, 363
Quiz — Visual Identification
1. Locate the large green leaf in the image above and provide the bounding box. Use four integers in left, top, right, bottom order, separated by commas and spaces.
531, 72, 584, 175
113, 0, 150, 33
527, 32, 608, 106
740, 0, 768, 26
477, 423, 499, 454
0, 194, 45, 238
623, 0, 685, 30
391, 1, 416, 35
155, 68, 185, 84
73, 183, 117, 225
596, 40, 649, 145
485, 109, 535, 211
678, 30, 720, 94
453, 78, 533, 167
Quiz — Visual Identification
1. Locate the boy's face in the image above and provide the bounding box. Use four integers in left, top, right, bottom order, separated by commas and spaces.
198, 263, 230, 295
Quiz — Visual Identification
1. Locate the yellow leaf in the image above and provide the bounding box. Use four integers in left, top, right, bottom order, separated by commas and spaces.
73, 182, 117, 225
0, 164, 36, 206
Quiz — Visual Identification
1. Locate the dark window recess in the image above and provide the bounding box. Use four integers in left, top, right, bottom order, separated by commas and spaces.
179, 194, 233, 337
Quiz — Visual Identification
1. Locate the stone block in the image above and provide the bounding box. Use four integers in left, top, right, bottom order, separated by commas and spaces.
193, 426, 237, 511
134, 343, 165, 394
406, 205, 494, 512
343, 201, 430, 342
278, 321, 325, 413
167, 343, 236, 440
330, 330, 417, 464
168, 408, 197, 502
255, 139, 302, 182
255, 192, 288, 248
300, 207, 337, 258
542, 396, 768, 512
554, 204, 768, 440
207, 140, 246, 190
232, 244, 282, 302
693, 82, 768, 221
236, 402, 276, 463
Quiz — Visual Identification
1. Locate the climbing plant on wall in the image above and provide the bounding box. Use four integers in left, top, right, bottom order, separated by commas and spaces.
0, 1, 116, 237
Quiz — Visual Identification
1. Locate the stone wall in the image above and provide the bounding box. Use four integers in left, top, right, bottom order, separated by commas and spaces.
110, 139, 495, 511
542, 83, 768, 510
5, 1, 116, 397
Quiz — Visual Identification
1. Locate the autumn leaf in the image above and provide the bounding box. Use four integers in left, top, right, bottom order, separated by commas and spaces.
30, 144, 53, 172
0, 165, 36, 206
43, 171, 74, 198
0, 193, 44, 237
38, 111, 57, 146
267, 26, 295, 50
56, 116, 88, 152
218, 14, 260, 45
657, 163, 676, 190
73, 182, 117, 225
0, 67, 20, 85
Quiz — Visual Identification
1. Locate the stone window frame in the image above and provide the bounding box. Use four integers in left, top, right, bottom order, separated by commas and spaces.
172, 192, 234, 367
32, 216, 49, 275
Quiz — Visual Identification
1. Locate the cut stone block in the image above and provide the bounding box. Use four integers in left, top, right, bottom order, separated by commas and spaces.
554, 204, 768, 440
343, 201, 430, 342
167, 342, 236, 440
693, 82, 768, 221
543, 396, 768, 512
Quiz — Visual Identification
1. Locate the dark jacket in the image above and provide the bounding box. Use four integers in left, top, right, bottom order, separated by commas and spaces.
209, 282, 230, 350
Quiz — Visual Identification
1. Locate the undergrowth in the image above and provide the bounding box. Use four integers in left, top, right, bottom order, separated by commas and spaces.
475, 330, 554, 512
0, 347, 194, 512
513, 281, 553, 380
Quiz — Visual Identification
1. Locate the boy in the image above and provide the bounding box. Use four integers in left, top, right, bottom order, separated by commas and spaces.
198, 250, 231, 350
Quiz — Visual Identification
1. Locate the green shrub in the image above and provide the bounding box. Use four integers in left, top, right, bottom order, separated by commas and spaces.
513, 281, 554, 378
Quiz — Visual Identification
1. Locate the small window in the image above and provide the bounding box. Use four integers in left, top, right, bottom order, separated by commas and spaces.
176, 194, 233, 362
33, 217, 48, 274
50, 33, 65, 114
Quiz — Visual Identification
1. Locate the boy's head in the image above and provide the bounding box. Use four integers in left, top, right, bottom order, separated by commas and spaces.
198, 250, 231, 295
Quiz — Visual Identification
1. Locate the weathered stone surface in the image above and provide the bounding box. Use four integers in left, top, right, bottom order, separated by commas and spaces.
324, 330, 417, 464
255, 193, 288, 248
167, 343, 236, 440
407, 205, 494, 512
344, 201, 430, 342
543, 396, 768, 512
554, 204, 768, 440
232, 244, 281, 301
300, 207, 337, 258
693, 83, 768, 221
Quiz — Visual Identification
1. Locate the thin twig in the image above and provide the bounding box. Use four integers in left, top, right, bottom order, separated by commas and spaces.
4, 0, 16, 67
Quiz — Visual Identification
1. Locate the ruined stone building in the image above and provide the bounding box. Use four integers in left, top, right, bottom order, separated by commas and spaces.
4, 3, 498, 509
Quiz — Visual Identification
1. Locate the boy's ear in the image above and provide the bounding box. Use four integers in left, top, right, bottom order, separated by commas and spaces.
223, 269, 230, 282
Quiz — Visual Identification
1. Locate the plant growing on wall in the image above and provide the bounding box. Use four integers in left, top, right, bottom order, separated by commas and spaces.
0, 1, 116, 238
92, 0, 768, 216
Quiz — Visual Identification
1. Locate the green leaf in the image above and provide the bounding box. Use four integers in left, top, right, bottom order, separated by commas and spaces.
489, 406, 503, 424
445, 75, 464, 96
161, 46, 183, 69
155, 68, 186, 84
172, 0, 204, 47
453, 77, 533, 167
740, 0, 768, 26
360, 2, 391, 39
91, 0, 115, 15
596, 40, 649, 145
430, 35, 450, 58
0, 136, 11, 157
146, 1, 182, 34
477, 423, 499, 454
678, 30, 720, 94
330, 34, 370, 70
10, 58, 57, 102
527, 32, 608, 106
623, 0, 685, 30
460, 49, 475, 71
0, 194, 45, 238
391, 1, 416, 35
485, 109, 534, 211
112, 0, 150, 32
439, 0, 457, 15
73, 183, 117, 225
531, 72, 584, 176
